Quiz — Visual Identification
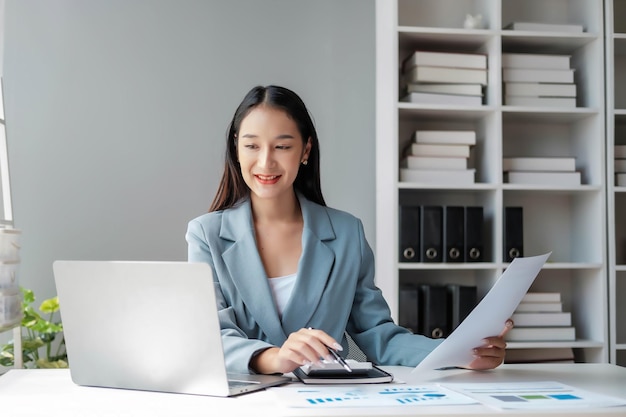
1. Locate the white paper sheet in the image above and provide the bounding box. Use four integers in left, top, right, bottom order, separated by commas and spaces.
441, 381, 626, 410
413, 252, 551, 372
269, 384, 478, 408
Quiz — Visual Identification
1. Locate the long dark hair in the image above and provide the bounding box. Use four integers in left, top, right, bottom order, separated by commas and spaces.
209, 85, 326, 212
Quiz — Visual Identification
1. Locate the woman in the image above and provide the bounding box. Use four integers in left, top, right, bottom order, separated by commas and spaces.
186, 85, 512, 375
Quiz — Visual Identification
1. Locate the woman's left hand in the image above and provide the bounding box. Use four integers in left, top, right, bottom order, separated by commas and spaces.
465, 319, 514, 370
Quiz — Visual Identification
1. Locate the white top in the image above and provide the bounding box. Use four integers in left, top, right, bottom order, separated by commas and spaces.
268, 273, 296, 318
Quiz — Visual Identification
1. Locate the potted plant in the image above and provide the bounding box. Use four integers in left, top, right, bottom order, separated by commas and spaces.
0, 287, 67, 368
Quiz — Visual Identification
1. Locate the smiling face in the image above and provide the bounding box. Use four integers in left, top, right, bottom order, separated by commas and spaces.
236, 105, 311, 203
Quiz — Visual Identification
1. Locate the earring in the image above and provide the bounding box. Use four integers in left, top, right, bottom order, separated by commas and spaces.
302, 160, 308, 166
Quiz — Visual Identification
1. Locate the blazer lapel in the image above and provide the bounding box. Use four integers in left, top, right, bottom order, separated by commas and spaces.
281, 194, 336, 335
220, 199, 287, 344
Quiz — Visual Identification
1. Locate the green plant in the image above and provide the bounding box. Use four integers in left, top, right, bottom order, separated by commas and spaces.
0, 287, 68, 368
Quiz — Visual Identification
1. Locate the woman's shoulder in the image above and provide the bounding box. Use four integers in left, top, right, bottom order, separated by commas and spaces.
324, 205, 361, 224
187, 210, 225, 236
188, 210, 222, 225
302, 197, 362, 229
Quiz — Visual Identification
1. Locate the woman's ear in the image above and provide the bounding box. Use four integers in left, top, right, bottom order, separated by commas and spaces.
304, 137, 312, 160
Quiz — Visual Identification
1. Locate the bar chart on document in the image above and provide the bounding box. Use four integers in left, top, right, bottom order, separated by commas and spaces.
269, 384, 477, 408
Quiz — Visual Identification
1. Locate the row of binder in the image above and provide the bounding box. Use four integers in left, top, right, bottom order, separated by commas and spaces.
399, 205, 524, 263
399, 205, 484, 263
399, 283, 477, 339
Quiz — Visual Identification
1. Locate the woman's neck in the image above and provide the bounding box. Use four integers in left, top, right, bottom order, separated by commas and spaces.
250, 190, 301, 224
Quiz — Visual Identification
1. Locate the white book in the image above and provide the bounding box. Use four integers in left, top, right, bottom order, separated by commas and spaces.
403, 50, 487, 70
405, 66, 488, 86
413, 130, 476, 145
410, 143, 470, 158
501, 53, 571, 70
511, 312, 572, 327
401, 92, 482, 106
400, 168, 475, 185
503, 157, 576, 172
504, 82, 576, 98
615, 145, 626, 159
502, 68, 574, 83
504, 96, 576, 108
504, 22, 584, 33
406, 83, 483, 96
617, 173, 626, 187
506, 326, 576, 342
615, 159, 626, 173
403, 156, 467, 170
515, 301, 563, 313
522, 292, 561, 303
505, 171, 581, 186
504, 348, 575, 364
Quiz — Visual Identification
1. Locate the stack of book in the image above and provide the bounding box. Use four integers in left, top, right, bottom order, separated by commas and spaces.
400, 130, 476, 185
502, 53, 577, 108
503, 157, 581, 186
400, 50, 487, 106
507, 292, 576, 342
616, 145, 626, 187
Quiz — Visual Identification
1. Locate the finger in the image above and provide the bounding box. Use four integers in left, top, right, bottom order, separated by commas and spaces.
478, 336, 507, 350
305, 328, 343, 353
473, 344, 505, 358
288, 329, 339, 363
468, 344, 506, 370
467, 355, 503, 370
499, 319, 514, 337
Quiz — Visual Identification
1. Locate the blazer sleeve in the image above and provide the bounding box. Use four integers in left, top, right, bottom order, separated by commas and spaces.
186, 218, 275, 374
346, 219, 443, 366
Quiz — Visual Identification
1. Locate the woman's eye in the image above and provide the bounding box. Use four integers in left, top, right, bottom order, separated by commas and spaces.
244, 144, 258, 150
276, 145, 291, 150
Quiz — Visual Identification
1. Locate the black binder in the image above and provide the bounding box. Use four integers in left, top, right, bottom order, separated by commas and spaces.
398, 284, 419, 333
447, 284, 477, 331
464, 206, 484, 262
420, 206, 443, 263
444, 206, 464, 263
504, 206, 523, 262
399, 206, 420, 262
418, 284, 448, 338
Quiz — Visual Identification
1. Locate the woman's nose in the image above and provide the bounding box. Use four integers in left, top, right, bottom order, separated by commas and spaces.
257, 147, 275, 168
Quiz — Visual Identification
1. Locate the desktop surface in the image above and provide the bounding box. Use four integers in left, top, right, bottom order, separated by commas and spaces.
1, 363, 626, 416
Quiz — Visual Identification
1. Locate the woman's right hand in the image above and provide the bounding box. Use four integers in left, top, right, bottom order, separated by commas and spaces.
250, 327, 343, 374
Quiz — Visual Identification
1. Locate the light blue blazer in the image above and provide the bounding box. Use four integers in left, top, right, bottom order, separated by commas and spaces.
186, 192, 442, 374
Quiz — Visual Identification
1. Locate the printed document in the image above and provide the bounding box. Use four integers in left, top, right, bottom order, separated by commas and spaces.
269, 384, 478, 408
442, 381, 626, 410
414, 253, 551, 372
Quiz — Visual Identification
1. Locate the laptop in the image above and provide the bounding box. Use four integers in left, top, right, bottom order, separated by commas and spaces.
53, 260, 291, 396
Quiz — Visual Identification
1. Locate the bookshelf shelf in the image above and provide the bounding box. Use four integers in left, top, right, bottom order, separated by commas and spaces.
377, 0, 610, 366
398, 263, 497, 271
501, 185, 602, 192
501, 32, 598, 53
398, 183, 497, 191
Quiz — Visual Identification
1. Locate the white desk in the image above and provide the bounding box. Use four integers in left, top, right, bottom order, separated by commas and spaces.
1, 364, 626, 416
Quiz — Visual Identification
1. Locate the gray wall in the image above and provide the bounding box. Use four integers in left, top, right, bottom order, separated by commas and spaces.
2, 0, 376, 302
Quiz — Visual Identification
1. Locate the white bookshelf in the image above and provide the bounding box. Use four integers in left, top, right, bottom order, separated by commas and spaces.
376, 0, 608, 364
606, 0, 626, 367
0, 77, 21, 370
